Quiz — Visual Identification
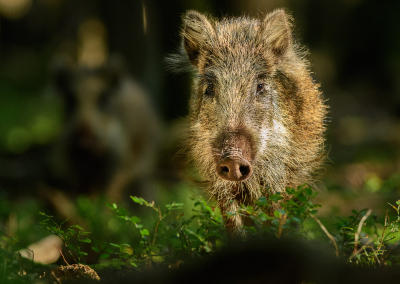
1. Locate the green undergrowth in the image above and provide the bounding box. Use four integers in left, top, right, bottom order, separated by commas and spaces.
1, 185, 400, 282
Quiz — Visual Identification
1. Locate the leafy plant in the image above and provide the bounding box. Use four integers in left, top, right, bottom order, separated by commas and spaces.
38, 212, 91, 265
104, 195, 225, 270
334, 201, 400, 266
0, 231, 37, 283
109, 243, 134, 270
234, 185, 322, 238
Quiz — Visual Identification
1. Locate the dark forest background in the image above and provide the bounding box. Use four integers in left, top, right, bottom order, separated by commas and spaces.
1, 0, 400, 216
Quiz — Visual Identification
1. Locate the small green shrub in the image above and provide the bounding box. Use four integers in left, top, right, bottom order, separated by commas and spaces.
38, 212, 91, 266
333, 201, 400, 266
104, 195, 226, 270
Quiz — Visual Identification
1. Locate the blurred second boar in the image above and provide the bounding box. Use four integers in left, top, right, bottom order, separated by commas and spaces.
52, 57, 160, 200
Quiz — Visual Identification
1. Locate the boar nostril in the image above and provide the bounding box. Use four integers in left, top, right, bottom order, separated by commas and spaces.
221, 166, 229, 173
216, 157, 252, 182
239, 165, 250, 176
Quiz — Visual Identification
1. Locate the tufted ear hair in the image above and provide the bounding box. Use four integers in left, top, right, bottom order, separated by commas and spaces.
260, 9, 293, 59
182, 10, 215, 67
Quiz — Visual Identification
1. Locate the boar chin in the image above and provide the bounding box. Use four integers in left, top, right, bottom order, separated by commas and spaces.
208, 173, 262, 206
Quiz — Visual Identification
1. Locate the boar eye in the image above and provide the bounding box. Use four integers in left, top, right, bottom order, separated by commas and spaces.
204, 82, 214, 97
256, 83, 264, 93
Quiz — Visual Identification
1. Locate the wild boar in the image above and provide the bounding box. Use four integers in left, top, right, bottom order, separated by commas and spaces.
169, 9, 327, 234
52, 56, 160, 201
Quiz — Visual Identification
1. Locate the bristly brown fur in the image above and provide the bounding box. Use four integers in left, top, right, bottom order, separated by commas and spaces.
168, 9, 328, 235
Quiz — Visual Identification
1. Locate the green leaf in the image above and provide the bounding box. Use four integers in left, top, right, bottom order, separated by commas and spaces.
99, 253, 110, 259
274, 211, 280, 218
121, 244, 131, 247
298, 195, 307, 202
80, 252, 88, 256
105, 248, 113, 253
109, 243, 121, 248
106, 203, 114, 209
166, 203, 184, 210
351, 210, 358, 215
140, 229, 150, 236
286, 188, 295, 194
271, 195, 283, 202
130, 216, 141, 223
185, 228, 205, 242
39, 212, 53, 218
71, 225, 84, 231
130, 196, 142, 204
81, 238, 91, 243
305, 187, 313, 196
292, 217, 302, 223
131, 196, 151, 206
277, 209, 286, 215
256, 197, 268, 206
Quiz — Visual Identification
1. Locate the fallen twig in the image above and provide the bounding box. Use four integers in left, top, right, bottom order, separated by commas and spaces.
309, 213, 339, 257
354, 209, 372, 253
59, 247, 70, 266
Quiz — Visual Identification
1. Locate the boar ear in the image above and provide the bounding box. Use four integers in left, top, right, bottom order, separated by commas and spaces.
261, 9, 293, 58
182, 10, 215, 67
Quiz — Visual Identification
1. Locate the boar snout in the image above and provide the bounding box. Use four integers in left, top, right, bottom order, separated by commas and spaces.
214, 131, 254, 182
216, 156, 252, 181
